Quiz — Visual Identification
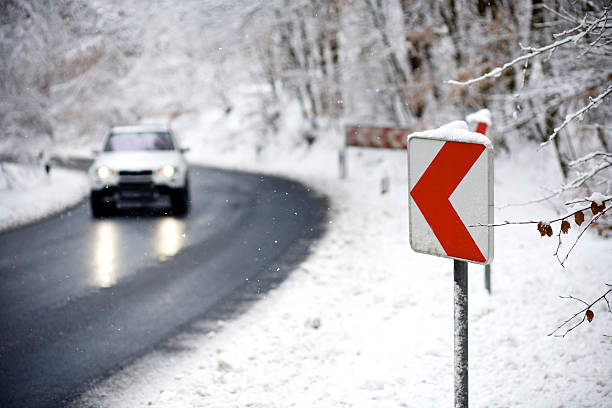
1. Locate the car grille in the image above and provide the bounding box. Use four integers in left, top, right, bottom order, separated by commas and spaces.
119, 171, 153, 184
118, 170, 153, 176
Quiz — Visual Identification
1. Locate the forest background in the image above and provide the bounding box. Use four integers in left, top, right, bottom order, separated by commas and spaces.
1, 0, 610, 252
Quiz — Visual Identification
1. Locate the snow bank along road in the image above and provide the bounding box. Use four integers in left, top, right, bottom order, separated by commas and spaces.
0, 165, 328, 408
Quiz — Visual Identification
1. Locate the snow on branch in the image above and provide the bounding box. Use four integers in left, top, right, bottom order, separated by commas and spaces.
568, 151, 612, 167
448, 6, 609, 87
447, 7, 612, 149
540, 83, 612, 147
563, 160, 611, 190
446, 33, 582, 87
495, 163, 611, 209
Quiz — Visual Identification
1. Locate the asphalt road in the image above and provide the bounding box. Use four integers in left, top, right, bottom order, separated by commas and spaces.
0, 165, 328, 407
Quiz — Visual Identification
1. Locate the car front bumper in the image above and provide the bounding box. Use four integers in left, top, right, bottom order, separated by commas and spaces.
93, 183, 177, 207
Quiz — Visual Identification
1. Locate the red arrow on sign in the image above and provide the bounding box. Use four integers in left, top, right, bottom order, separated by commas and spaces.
410, 141, 486, 262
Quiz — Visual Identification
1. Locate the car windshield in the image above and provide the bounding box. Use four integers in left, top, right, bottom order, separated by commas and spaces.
104, 131, 174, 151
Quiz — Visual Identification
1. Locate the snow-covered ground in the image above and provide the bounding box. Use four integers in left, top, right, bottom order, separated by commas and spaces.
0, 163, 88, 232
1, 104, 610, 408
2, 108, 610, 406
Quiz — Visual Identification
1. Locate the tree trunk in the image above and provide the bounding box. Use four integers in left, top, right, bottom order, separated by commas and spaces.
275, 6, 308, 120
364, 0, 410, 123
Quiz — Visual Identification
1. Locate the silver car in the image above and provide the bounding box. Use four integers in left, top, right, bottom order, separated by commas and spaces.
89, 125, 190, 217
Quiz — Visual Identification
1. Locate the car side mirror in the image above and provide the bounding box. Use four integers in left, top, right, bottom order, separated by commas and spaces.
92, 149, 101, 156
179, 147, 190, 154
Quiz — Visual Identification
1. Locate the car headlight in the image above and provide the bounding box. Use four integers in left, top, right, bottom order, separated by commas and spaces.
157, 165, 176, 178
96, 166, 115, 179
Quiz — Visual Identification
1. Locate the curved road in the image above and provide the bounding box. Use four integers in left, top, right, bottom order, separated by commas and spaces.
0, 165, 328, 407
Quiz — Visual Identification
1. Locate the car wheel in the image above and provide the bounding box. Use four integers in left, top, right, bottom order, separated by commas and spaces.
90, 191, 109, 218
171, 184, 189, 216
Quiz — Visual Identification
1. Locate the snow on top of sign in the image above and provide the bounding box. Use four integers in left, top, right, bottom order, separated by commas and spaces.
466, 109, 492, 126
408, 120, 492, 147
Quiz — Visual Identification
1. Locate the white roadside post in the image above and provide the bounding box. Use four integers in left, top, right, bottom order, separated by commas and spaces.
339, 148, 347, 179
407, 121, 494, 408
466, 109, 493, 294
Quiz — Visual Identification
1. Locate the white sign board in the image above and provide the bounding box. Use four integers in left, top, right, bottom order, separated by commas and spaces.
407, 121, 494, 264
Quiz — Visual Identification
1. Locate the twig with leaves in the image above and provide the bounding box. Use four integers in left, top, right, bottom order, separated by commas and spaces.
548, 284, 612, 337
554, 204, 610, 266
471, 196, 611, 267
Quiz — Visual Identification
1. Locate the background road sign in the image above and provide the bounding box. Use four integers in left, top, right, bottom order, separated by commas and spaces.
345, 125, 412, 149
407, 121, 494, 264
340, 125, 416, 179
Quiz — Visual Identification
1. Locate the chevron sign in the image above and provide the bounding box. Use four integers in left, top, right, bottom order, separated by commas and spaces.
345, 125, 412, 149
407, 123, 494, 264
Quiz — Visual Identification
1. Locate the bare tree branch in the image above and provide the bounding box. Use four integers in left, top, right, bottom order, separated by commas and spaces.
568, 151, 612, 167
496, 162, 611, 209
446, 33, 583, 87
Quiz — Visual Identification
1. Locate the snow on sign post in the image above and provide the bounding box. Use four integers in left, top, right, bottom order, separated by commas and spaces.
407, 120, 494, 408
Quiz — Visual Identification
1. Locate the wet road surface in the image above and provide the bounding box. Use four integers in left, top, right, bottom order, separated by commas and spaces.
0, 165, 328, 407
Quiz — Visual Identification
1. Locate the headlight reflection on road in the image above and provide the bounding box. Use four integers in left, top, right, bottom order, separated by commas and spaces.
155, 218, 185, 260
93, 221, 118, 288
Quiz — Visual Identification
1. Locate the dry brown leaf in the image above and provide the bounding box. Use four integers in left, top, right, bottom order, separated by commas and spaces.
590, 201, 605, 215
575, 211, 585, 226
586, 309, 594, 323
561, 220, 571, 234
537, 222, 548, 237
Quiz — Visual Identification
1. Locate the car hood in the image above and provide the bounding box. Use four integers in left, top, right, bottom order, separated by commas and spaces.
91, 151, 185, 171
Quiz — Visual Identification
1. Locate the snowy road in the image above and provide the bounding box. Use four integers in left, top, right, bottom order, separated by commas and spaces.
0, 166, 327, 408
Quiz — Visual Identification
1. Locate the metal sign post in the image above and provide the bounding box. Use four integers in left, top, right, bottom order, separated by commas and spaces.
454, 259, 468, 408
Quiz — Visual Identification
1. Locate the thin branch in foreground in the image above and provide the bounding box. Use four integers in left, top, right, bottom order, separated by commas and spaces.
540, 83, 612, 147
471, 198, 611, 267
471, 197, 612, 228
549, 286, 612, 337
495, 174, 611, 209
558, 205, 610, 266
